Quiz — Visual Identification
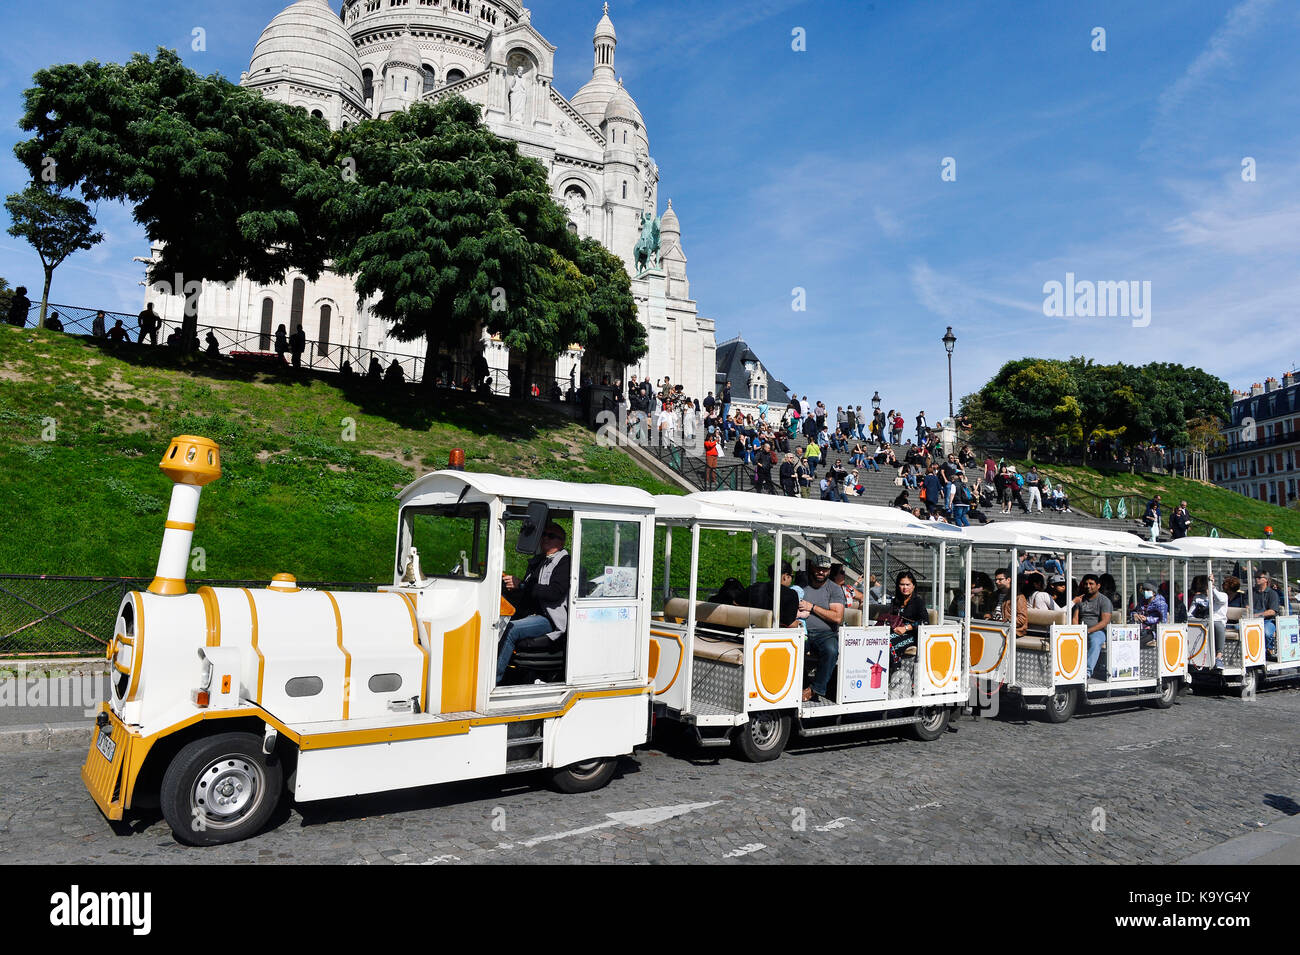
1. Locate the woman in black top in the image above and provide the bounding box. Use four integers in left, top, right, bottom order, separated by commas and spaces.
887, 571, 928, 659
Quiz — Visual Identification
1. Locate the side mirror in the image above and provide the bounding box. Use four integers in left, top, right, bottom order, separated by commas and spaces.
516, 501, 550, 554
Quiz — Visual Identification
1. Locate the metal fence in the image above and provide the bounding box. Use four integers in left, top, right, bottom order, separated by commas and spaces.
0, 576, 384, 658
22, 301, 586, 403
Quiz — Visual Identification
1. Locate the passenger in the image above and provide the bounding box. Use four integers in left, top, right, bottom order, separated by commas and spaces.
707, 577, 747, 606
1032, 574, 1069, 612
1073, 573, 1113, 680
496, 523, 571, 683
799, 554, 844, 704
1189, 574, 1227, 668
1132, 580, 1168, 647
745, 561, 800, 628
1099, 573, 1120, 609
1250, 570, 1281, 660
968, 571, 997, 618
881, 570, 927, 661
989, 570, 1029, 637
1223, 575, 1243, 608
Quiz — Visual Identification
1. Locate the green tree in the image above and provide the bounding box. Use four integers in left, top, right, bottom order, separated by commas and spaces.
4, 183, 102, 327
325, 98, 643, 386
14, 49, 334, 345
978, 358, 1081, 460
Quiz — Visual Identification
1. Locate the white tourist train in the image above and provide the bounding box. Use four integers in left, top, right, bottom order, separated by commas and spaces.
81, 435, 1300, 845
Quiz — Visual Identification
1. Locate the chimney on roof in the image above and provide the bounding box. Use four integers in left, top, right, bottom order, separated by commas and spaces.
1251, 382, 1265, 396
1284, 372, 1296, 388
1265, 376, 1280, 392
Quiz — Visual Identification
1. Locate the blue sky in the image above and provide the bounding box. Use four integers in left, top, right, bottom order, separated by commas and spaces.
2, 0, 1298, 421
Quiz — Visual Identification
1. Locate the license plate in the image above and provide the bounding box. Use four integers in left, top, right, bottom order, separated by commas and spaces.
95, 727, 116, 762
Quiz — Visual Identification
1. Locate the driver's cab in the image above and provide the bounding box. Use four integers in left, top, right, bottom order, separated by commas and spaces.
390, 472, 656, 714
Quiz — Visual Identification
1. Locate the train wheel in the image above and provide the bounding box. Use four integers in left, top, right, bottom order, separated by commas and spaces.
551, 757, 617, 794
1235, 667, 1260, 699
161, 732, 282, 847
1042, 686, 1078, 723
1150, 677, 1180, 709
908, 706, 950, 742
732, 711, 790, 762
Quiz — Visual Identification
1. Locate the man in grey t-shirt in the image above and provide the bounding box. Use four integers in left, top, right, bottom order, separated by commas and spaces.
1251, 571, 1282, 657
800, 554, 845, 703
1073, 573, 1113, 678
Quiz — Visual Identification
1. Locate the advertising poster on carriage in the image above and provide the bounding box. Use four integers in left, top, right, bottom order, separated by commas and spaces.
840, 628, 891, 703
1108, 625, 1141, 681
1277, 616, 1300, 664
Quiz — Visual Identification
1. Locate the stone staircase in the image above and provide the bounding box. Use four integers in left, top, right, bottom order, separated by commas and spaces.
664, 428, 1169, 543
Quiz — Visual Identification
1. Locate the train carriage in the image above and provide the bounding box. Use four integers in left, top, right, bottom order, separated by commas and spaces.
1163, 536, 1300, 695
965, 522, 1190, 721
647, 492, 971, 760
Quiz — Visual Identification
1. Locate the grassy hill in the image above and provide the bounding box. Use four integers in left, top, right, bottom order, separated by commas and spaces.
0, 325, 678, 582
1021, 460, 1300, 544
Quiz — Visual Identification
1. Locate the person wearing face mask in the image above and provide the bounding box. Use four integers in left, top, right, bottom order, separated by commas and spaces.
1133, 580, 1168, 647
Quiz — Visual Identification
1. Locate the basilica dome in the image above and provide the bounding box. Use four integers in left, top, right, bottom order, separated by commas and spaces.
603, 83, 641, 126
248, 0, 366, 99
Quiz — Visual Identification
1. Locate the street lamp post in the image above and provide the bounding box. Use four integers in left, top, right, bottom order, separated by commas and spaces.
871, 390, 881, 412
942, 326, 957, 420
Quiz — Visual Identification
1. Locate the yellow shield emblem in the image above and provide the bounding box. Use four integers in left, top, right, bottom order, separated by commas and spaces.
648, 640, 661, 680
1058, 635, 1081, 679
754, 642, 796, 703
1163, 632, 1182, 671
926, 637, 956, 686
970, 631, 985, 667
1246, 625, 1262, 661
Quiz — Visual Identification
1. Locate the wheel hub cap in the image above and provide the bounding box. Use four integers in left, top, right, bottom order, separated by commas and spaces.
195, 757, 262, 823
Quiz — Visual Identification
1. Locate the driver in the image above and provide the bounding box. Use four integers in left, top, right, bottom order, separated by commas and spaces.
496, 523, 571, 683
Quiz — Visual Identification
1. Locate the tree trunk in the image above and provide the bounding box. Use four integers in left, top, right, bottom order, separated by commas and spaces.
183, 296, 199, 353
39, 268, 53, 328
421, 336, 438, 389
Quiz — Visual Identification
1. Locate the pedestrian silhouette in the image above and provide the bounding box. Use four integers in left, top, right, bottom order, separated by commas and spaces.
92, 310, 107, 338
274, 324, 289, 363
6, 286, 30, 327
137, 303, 160, 345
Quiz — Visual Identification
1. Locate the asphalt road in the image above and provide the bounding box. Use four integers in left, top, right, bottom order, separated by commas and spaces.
0, 682, 1296, 864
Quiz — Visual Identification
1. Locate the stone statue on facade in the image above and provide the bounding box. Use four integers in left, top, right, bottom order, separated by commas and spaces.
509, 65, 528, 122
633, 211, 660, 273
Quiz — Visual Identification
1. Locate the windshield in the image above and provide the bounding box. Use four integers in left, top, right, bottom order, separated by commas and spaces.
399, 503, 491, 581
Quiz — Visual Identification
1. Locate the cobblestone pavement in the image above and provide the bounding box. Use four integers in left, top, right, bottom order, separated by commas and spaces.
0, 685, 1296, 864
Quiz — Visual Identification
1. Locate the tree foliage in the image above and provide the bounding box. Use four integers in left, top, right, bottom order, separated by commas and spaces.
5, 183, 103, 326
965, 356, 1230, 458
324, 98, 643, 383
14, 49, 336, 340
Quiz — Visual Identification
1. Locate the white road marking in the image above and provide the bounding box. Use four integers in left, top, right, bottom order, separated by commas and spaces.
517, 801, 720, 848
815, 816, 853, 831
722, 843, 767, 858
907, 800, 942, 812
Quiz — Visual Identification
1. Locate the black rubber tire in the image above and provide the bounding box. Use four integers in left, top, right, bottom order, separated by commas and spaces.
1235, 667, 1259, 699
732, 711, 791, 762
550, 757, 618, 794
1042, 685, 1078, 723
160, 732, 283, 847
1150, 677, 1180, 709
908, 706, 951, 742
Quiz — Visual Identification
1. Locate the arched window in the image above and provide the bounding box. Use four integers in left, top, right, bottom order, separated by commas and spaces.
623, 130, 627, 143
422, 64, 437, 92
311, 109, 324, 120
622, 181, 627, 199
362, 68, 374, 103
445, 68, 465, 84
318, 304, 332, 357
290, 279, 306, 335
259, 298, 274, 351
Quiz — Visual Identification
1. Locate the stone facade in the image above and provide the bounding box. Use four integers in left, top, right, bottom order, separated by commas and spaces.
142, 0, 715, 397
